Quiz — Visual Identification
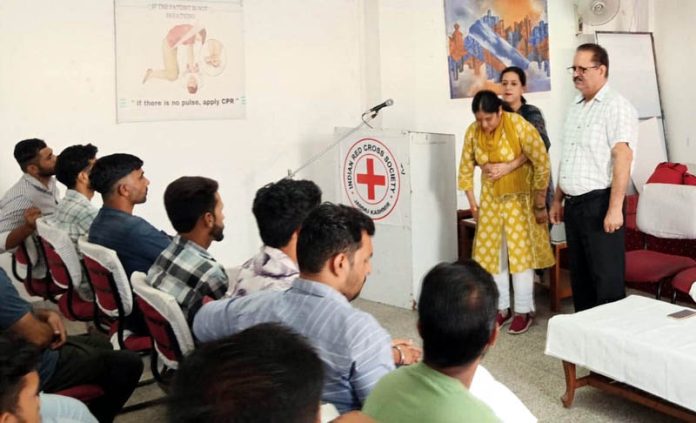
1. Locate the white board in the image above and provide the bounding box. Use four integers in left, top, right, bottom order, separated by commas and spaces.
631, 117, 667, 194
595, 32, 661, 119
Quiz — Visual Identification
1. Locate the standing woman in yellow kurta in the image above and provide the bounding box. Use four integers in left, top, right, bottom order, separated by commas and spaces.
459, 90, 554, 334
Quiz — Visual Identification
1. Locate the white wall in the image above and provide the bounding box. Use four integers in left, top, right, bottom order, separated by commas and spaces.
1, 0, 689, 278
653, 0, 696, 163
0, 0, 367, 272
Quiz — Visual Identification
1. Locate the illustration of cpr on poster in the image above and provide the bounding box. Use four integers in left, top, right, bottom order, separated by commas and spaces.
115, 0, 245, 122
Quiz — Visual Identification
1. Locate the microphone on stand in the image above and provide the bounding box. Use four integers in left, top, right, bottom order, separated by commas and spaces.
288, 98, 394, 178
364, 99, 394, 117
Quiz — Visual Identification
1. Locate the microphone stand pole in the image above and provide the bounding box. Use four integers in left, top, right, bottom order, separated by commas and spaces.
287, 110, 381, 179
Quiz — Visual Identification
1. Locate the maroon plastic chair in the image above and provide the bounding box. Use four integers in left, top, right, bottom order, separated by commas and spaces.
625, 250, 696, 299
78, 238, 151, 352
36, 219, 95, 323
55, 384, 105, 403
671, 266, 696, 304
131, 272, 195, 387
11, 238, 62, 301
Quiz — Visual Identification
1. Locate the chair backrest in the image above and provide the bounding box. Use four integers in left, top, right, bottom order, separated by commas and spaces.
78, 238, 133, 317
12, 236, 48, 280
637, 183, 696, 239
131, 272, 194, 369
36, 218, 82, 291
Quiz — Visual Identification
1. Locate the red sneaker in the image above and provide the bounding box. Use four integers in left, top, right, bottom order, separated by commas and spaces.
508, 314, 533, 334
496, 309, 512, 327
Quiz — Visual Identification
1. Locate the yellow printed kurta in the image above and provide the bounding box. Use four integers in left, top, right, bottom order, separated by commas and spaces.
458, 112, 554, 275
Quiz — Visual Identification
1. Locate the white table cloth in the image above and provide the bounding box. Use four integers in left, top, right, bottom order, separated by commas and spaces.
545, 295, 696, 412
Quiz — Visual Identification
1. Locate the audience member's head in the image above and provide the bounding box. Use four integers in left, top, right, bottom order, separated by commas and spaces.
13, 138, 56, 178
169, 323, 324, 423
297, 203, 375, 300
0, 336, 41, 423
252, 179, 321, 251
55, 143, 98, 193
89, 153, 148, 207
418, 260, 499, 369
164, 176, 224, 246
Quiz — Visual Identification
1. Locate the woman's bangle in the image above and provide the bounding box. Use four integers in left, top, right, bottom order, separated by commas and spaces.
393, 345, 405, 365
534, 205, 546, 211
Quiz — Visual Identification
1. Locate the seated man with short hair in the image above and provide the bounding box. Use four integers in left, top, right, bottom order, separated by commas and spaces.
146, 176, 229, 324
227, 178, 321, 298
169, 323, 324, 423
0, 268, 143, 422
195, 203, 421, 414
362, 261, 500, 422
0, 335, 97, 423
50, 144, 99, 243
0, 139, 59, 271
88, 153, 170, 277
48, 143, 99, 300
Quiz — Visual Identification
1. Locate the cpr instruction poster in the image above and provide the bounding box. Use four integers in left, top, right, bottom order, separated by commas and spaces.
115, 0, 245, 122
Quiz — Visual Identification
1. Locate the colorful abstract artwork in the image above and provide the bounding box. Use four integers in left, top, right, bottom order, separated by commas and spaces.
444, 0, 550, 98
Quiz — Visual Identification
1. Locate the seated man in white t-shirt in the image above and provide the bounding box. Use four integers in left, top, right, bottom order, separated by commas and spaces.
227, 178, 321, 298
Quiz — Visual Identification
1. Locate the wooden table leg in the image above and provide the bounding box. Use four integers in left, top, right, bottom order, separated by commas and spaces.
559, 360, 696, 420
562, 361, 590, 408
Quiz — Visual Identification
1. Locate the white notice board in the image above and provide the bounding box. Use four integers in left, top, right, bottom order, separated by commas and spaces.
595, 32, 661, 119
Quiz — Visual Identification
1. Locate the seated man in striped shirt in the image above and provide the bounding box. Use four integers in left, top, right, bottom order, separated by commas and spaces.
194, 203, 421, 414
0, 139, 59, 255
146, 176, 229, 325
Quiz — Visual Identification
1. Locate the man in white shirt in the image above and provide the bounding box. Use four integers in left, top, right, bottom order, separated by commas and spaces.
0, 139, 59, 254
550, 43, 638, 311
227, 178, 321, 298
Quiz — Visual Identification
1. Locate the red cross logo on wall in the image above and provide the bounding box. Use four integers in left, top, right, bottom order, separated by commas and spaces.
356, 158, 386, 200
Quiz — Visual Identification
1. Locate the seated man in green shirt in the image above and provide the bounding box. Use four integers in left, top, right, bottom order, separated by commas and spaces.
363, 260, 500, 423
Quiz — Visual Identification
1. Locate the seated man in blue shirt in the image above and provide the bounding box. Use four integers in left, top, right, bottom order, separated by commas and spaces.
88, 153, 170, 277
0, 268, 143, 422
194, 203, 421, 413
146, 176, 229, 325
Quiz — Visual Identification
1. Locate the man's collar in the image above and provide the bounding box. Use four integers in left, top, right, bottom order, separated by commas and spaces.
575, 82, 610, 104
174, 235, 214, 259
22, 173, 55, 192
292, 278, 349, 305
65, 189, 91, 203
101, 205, 133, 216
